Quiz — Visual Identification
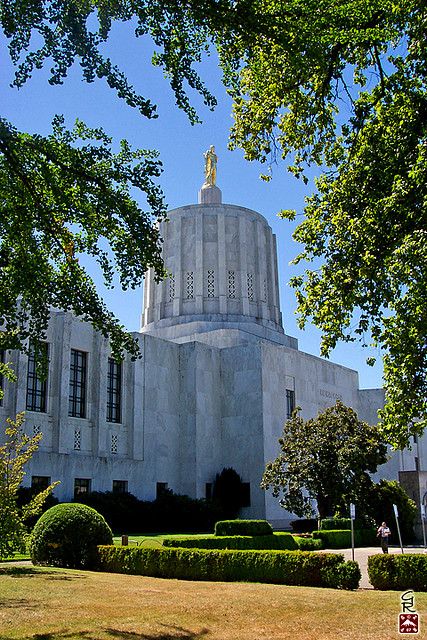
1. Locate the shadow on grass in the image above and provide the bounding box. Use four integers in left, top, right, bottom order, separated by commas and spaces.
0, 567, 86, 581
0, 626, 209, 640
105, 625, 209, 639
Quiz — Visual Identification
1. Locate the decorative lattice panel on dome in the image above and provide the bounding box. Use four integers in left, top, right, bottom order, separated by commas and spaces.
168, 274, 175, 301
207, 270, 215, 297
247, 273, 254, 301
186, 272, 194, 299
228, 270, 236, 298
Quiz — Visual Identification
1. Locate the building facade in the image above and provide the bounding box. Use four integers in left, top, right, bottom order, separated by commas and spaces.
0, 175, 424, 528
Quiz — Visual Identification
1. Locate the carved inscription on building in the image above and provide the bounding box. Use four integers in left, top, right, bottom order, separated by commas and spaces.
319, 389, 343, 401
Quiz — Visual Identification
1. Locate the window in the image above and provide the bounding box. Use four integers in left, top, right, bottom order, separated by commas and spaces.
0, 349, 4, 407
107, 358, 122, 423
112, 480, 128, 494
74, 478, 91, 499
26, 344, 49, 412
241, 482, 251, 508
156, 482, 168, 499
69, 349, 87, 418
286, 389, 295, 419
31, 476, 50, 491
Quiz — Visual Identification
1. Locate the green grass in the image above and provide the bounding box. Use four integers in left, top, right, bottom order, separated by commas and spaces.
1, 564, 426, 640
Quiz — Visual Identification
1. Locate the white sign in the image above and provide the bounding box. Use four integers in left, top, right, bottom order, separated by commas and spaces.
393, 503, 399, 518
350, 503, 356, 520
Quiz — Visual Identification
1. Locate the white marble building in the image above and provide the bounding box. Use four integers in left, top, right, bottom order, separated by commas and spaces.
0, 172, 424, 528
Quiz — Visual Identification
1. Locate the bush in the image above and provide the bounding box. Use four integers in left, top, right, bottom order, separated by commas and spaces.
313, 528, 377, 548
312, 529, 352, 548
293, 536, 324, 551
368, 554, 427, 591
74, 489, 224, 534
290, 519, 318, 533
322, 560, 361, 590
30, 503, 113, 568
162, 533, 297, 550
321, 517, 374, 531
74, 491, 144, 533
212, 468, 245, 519
214, 520, 273, 537
97, 545, 359, 589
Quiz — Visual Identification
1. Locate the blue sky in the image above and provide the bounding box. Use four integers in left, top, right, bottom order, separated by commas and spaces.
1, 21, 383, 389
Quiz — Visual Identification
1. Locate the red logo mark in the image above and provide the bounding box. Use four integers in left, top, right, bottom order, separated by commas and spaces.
399, 613, 419, 634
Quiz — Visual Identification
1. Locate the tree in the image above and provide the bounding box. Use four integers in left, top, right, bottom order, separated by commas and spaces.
0, 413, 59, 560
0, 1, 219, 358
2, 3, 426, 444
339, 479, 417, 543
261, 401, 388, 519
215, 1, 426, 448
212, 467, 245, 519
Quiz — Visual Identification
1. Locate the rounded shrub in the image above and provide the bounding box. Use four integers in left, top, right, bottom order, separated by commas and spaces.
30, 503, 113, 569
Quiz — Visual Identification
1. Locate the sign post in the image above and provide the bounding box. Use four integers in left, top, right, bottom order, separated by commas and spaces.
421, 504, 427, 550
350, 503, 356, 562
393, 503, 404, 554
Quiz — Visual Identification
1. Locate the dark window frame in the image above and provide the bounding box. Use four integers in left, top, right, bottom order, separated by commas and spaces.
112, 480, 128, 494
107, 358, 122, 423
26, 344, 49, 413
74, 477, 91, 499
69, 349, 87, 418
31, 475, 51, 491
286, 388, 295, 420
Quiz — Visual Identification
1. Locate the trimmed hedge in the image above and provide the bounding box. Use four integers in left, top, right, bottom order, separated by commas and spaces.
214, 519, 273, 536
30, 503, 113, 569
313, 529, 377, 548
294, 536, 324, 551
162, 533, 297, 551
97, 545, 360, 589
368, 554, 427, 591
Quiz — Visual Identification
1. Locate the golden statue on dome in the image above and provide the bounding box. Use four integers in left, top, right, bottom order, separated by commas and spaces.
203, 145, 217, 186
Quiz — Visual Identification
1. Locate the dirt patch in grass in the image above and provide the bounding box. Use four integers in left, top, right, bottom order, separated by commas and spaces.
0, 565, 425, 640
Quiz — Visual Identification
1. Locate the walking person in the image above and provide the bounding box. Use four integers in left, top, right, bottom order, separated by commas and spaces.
377, 521, 391, 553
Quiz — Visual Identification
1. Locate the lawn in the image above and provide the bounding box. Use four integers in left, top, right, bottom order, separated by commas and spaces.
0, 564, 425, 640
113, 533, 216, 548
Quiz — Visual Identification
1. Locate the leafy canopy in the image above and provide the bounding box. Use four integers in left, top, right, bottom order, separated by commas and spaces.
2, 2, 426, 444
215, 1, 427, 448
0, 412, 59, 560
261, 401, 388, 519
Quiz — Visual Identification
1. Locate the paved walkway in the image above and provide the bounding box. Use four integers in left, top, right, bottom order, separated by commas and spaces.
324, 546, 427, 589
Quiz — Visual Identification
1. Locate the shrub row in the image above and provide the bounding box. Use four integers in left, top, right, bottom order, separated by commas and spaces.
75, 490, 224, 533
97, 545, 360, 589
214, 520, 273, 536
313, 529, 377, 548
320, 518, 373, 531
293, 536, 324, 551
368, 554, 427, 591
163, 533, 297, 551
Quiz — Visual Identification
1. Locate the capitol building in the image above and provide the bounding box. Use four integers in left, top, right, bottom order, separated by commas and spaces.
1, 153, 424, 528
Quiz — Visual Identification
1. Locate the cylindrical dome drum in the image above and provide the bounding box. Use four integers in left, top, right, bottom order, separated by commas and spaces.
141, 200, 284, 339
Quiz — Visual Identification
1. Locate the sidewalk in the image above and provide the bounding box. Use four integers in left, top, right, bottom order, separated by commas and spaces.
324, 546, 427, 588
